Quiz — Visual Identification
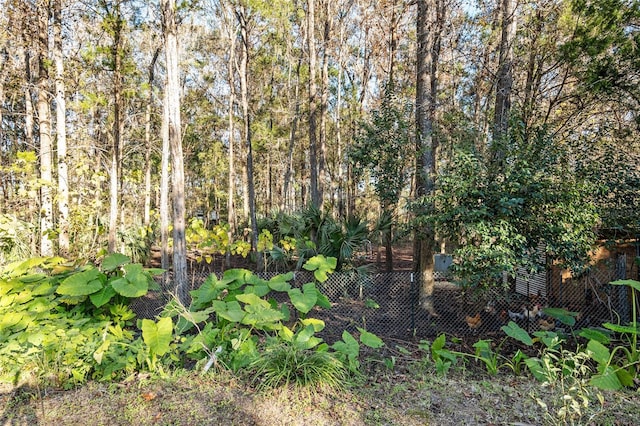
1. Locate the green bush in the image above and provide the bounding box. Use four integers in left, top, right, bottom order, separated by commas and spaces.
0, 254, 161, 387
165, 255, 383, 387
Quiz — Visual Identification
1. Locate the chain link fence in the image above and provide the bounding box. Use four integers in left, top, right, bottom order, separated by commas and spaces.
131, 248, 639, 343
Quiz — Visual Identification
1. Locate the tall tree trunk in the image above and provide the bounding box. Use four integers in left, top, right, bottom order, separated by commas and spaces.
108, 9, 124, 253
144, 48, 159, 227
162, 0, 188, 304
307, 0, 321, 209
492, 0, 517, 165
318, 0, 331, 210
282, 55, 302, 212
226, 10, 237, 268
0, 47, 4, 210
37, 0, 54, 257
53, 0, 69, 256
21, 30, 35, 231
160, 85, 170, 274
236, 5, 261, 270
335, 18, 345, 216
23, 46, 34, 164
414, 0, 444, 317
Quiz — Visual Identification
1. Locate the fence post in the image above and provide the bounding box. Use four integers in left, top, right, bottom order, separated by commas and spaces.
616, 254, 629, 324
410, 272, 416, 336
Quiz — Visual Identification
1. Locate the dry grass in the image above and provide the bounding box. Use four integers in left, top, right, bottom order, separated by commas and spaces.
2, 362, 640, 426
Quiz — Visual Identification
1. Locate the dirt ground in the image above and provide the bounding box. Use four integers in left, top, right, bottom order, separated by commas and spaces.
3, 356, 640, 426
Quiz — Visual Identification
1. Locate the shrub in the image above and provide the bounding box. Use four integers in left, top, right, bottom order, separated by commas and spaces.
0, 254, 161, 387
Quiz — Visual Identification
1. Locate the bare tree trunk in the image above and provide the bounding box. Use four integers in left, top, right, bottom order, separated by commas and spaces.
160, 85, 170, 274
21, 28, 35, 231
307, 0, 321, 209
318, 0, 332, 210
144, 49, 159, 227
23, 46, 34, 159
162, 0, 188, 304
225, 7, 237, 268
492, 0, 517, 165
53, 0, 69, 256
0, 47, 4, 210
108, 9, 124, 253
335, 19, 344, 216
37, 0, 54, 257
414, 0, 444, 317
236, 5, 261, 270
282, 55, 302, 212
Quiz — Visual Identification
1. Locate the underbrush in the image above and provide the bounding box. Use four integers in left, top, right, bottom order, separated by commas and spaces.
1, 254, 640, 425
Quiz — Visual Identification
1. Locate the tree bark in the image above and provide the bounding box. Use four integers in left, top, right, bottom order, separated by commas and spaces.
492, 0, 517, 165
162, 0, 188, 304
282, 55, 302, 212
225, 4, 237, 268
108, 8, 124, 253
318, 0, 332, 209
37, 0, 54, 257
236, 5, 261, 270
144, 48, 159, 227
307, 0, 321, 209
414, 0, 444, 317
160, 85, 170, 275
53, 0, 69, 256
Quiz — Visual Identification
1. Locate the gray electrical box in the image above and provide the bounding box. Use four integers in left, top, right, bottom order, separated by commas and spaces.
434, 254, 453, 272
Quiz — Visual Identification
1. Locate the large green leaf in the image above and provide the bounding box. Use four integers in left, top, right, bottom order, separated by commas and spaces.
111, 263, 149, 298
610, 279, 640, 292
501, 321, 534, 346
268, 273, 293, 292
190, 274, 228, 308
243, 284, 270, 297
302, 255, 337, 282
89, 284, 117, 308
332, 330, 359, 360
301, 318, 325, 332
56, 267, 103, 296
603, 323, 639, 335
242, 303, 284, 328
111, 277, 145, 298
357, 327, 384, 348
221, 269, 253, 288
294, 325, 323, 349
212, 300, 245, 323
141, 317, 173, 356
590, 366, 623, 390
587, 339, 611, 365
542, 307, 577, 326
101, 253, 131, 272
524, 357, 550, 383
579, 328, 611, 345
236, 292, 270, 307
288, 285, 317, 314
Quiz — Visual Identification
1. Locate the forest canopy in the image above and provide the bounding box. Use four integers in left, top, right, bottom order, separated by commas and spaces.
1, 0, 639, 290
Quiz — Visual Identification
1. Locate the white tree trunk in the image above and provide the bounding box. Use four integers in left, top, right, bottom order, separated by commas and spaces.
53, 0, 69, 256
37, 0, 53, 257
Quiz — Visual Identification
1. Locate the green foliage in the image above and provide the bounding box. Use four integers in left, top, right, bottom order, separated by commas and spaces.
141, 317, 174, 372
349, 88, 413, 208
167, 256, 382, 384
430, 124, 598, 288
0, 255, 161, 387
249, 341, 349, 391
118, 225, 155, 264
258, 209, 371, 272
561, 0, 640, 104
586, 279, 640, 390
